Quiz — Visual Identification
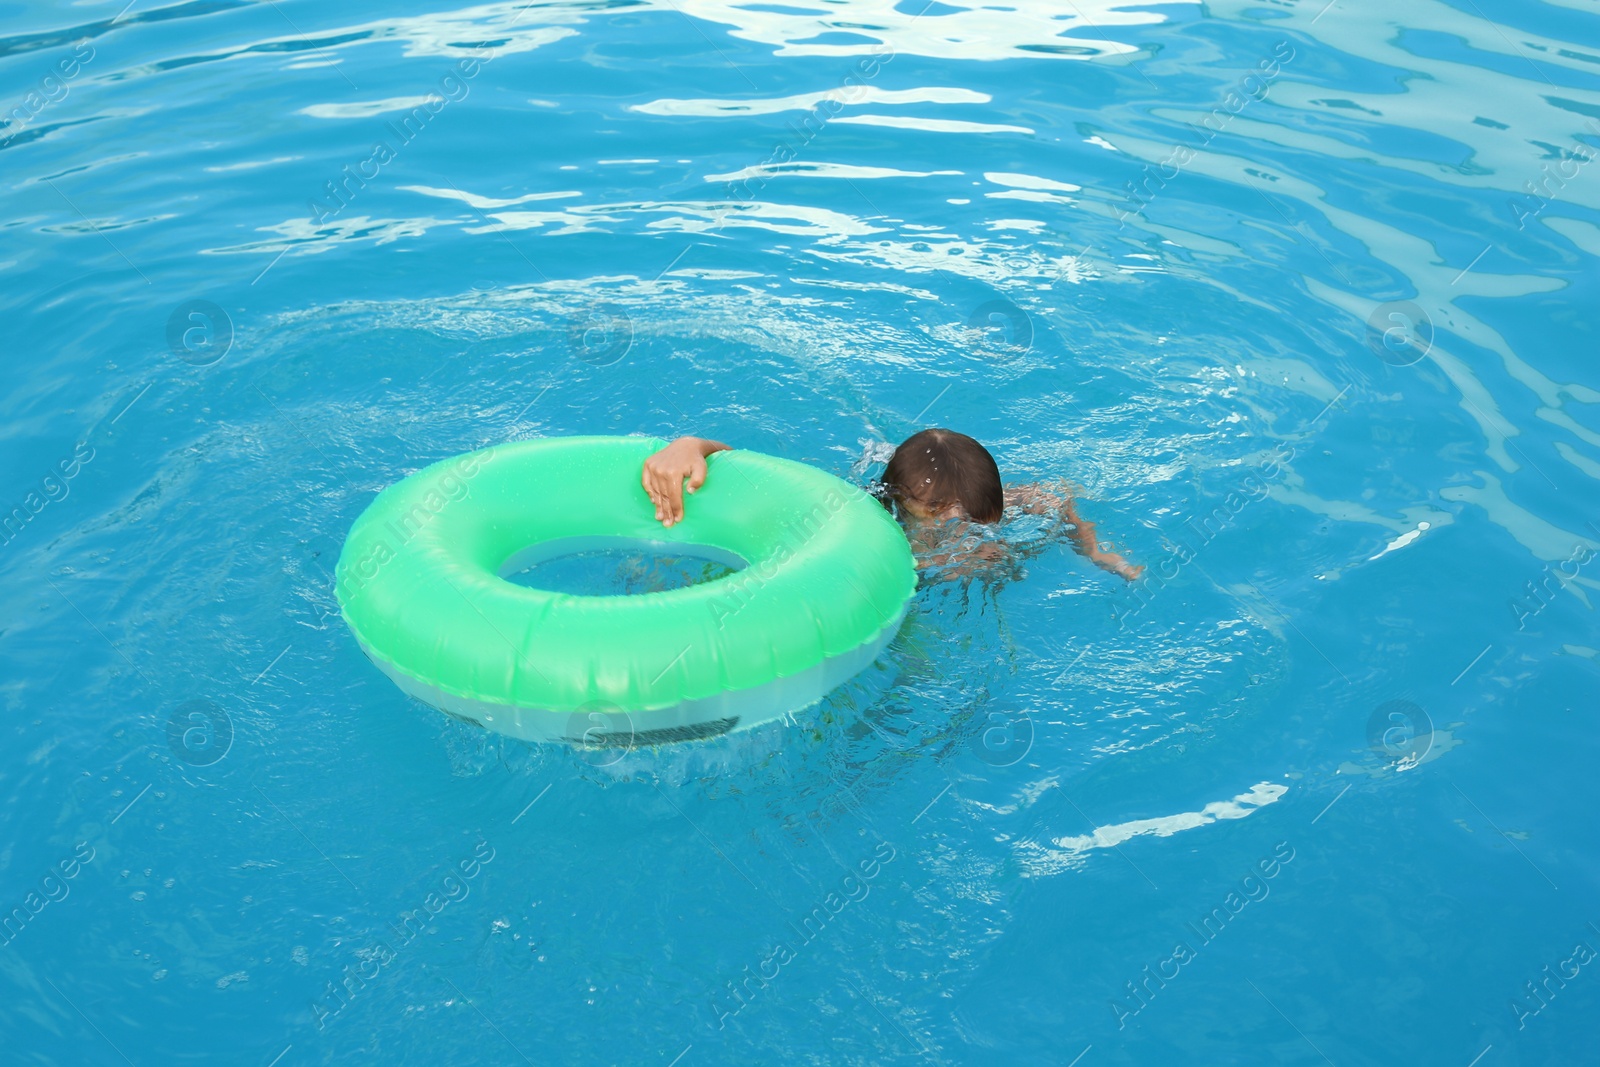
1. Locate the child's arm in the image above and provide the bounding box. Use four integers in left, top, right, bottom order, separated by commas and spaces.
1060, 496, 1143, 581
642, 436, 731, 527
1005, 482, 1143, 581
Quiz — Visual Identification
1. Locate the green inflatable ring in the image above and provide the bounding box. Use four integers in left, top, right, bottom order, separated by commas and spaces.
336, 436, 917, 746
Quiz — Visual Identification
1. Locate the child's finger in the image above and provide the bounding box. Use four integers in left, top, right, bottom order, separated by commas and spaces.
687, 458, 707, 494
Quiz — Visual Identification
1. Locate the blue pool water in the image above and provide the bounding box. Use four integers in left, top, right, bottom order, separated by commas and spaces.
3, 0, 1599, 1063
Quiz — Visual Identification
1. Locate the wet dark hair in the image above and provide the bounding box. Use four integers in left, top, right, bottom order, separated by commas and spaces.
881, 428, 1003, 524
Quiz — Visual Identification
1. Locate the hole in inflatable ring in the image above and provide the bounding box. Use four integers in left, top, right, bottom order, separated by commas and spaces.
498, 535, 747, 597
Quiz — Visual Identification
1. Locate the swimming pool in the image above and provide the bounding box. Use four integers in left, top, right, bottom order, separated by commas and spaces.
2, 0, 1597, 1063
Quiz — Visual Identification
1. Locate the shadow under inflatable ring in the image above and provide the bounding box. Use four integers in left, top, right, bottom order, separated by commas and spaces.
336, 436, 917, 745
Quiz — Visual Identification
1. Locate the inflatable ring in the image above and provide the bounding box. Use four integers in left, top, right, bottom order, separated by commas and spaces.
336, 436, 916, 746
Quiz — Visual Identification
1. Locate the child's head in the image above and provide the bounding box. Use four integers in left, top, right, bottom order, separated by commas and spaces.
882, 428, 1003, 524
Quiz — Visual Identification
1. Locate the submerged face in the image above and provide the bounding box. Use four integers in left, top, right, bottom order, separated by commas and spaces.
896, 491, 967, 524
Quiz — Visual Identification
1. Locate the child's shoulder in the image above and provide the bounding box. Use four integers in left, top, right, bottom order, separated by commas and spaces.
1003, 482, 1070, 515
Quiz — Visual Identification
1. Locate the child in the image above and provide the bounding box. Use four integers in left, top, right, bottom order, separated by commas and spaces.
641, 429, 1141, 581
